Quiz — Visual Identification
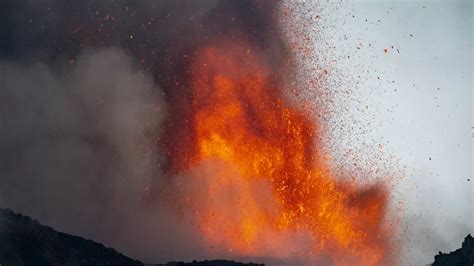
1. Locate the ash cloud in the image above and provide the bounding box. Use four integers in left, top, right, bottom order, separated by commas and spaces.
0, 0, 287, 264
0, 48, 198, 262
0, 0, 287, 173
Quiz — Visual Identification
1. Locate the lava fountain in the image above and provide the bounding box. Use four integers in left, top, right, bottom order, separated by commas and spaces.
162, 34, 395, 266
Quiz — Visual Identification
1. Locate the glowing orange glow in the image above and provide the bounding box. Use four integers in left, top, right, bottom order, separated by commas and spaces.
171, 38, 393, 265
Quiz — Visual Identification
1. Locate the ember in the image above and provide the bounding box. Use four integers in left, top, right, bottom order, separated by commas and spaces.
165, 36, 394, 265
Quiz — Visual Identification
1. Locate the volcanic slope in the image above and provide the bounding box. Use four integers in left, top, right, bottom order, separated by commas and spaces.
0, 209, 262, 266
432, 234, 474, 266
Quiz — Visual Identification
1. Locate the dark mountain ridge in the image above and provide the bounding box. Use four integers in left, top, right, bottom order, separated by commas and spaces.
0, 208, 142, 266
432, 234, 474, 266
0, 208, 472, 266
0, 208, 263, 266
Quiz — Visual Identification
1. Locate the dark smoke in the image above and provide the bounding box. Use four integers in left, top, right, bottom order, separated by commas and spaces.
0, 0, 288, 264
0, 0, 288, 173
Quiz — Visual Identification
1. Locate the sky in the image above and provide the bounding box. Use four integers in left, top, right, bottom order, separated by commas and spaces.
312, 1, 472, 264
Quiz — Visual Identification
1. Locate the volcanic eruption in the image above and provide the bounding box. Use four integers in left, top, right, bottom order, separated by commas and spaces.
162, 39, 394, 265
158, 3, 396, 265
0, 0, 401, 265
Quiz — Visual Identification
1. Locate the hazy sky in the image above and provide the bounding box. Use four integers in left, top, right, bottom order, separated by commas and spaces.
314, 1, 472, 264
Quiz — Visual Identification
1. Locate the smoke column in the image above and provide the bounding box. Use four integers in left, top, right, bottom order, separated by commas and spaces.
0, 1, 403, 265
0, 0, 302, 263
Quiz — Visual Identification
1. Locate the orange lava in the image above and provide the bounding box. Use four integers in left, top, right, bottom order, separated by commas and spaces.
171, 38, 393, 265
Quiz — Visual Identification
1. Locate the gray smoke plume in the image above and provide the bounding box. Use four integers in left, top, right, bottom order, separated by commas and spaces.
0, 48, 210, 263
0, 0, 285, 263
